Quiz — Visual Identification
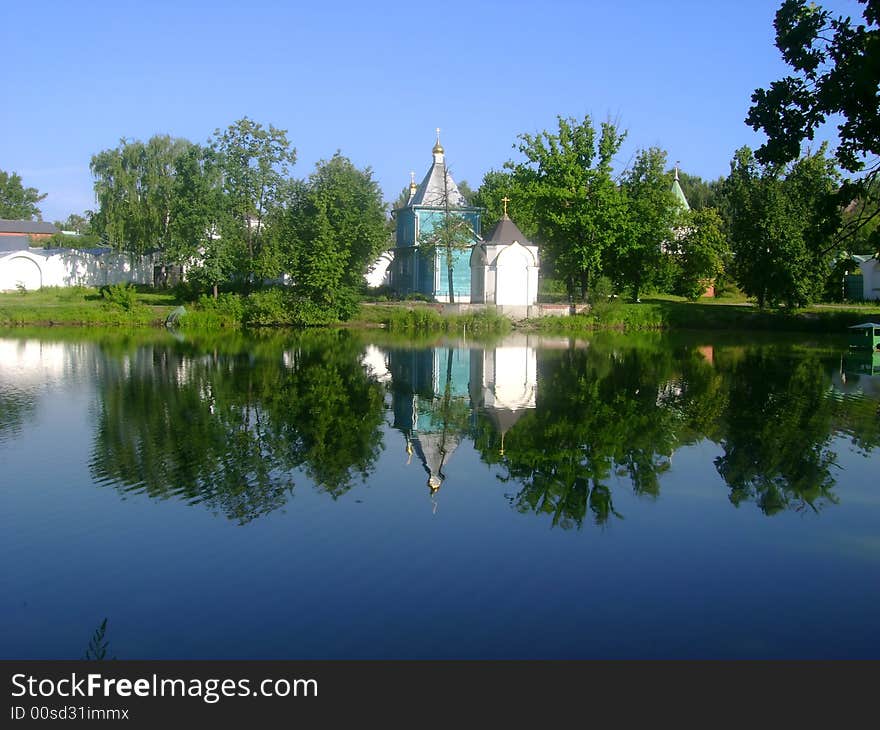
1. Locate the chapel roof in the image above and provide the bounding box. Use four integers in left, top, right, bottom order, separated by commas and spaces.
484, 214, 531, 246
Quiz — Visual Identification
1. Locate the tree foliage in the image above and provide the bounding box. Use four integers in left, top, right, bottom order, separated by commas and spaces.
514, 115, 628, 300
724, 145, 841, 307
611, 147, 680, 301
0, 169, 46, 220
90, 135, 192, 256
747, 0, 880, 251
210, 117, 297, 280
669, 208, 729, 301
281, 153, 387, 314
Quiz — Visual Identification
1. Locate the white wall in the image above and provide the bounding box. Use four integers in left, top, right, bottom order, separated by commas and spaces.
0, 249, 155, 291
861, 259, 879, 301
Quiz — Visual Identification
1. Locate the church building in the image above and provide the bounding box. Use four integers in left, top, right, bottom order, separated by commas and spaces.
390, 131, 482, 302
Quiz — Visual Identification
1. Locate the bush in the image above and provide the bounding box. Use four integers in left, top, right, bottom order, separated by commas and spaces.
100, 283, 138, 311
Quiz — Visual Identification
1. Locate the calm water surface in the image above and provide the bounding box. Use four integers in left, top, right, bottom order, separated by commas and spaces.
1, 329, 878, 658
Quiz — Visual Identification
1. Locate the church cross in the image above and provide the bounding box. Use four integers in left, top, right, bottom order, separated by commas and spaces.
501, 196, 511, 217
436, 127, 441, 143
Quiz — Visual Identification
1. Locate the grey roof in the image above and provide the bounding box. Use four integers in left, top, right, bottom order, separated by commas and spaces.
849, 322, 880, 329
0, 235, 32, 252
484, 215, 531, 246
408, 143, 471, 209
0, 219, 58, 234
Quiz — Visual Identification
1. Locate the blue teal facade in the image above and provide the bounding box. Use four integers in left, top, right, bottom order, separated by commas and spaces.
392, 207, 482, 301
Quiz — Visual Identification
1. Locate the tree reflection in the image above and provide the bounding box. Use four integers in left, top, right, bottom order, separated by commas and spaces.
714, 349, 839, 514
90, 330, 384, 523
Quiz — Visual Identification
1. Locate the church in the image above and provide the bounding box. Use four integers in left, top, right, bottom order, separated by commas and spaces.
386, 131, 539, 306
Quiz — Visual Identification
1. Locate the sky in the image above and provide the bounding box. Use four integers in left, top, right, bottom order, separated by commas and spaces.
1, 0, 867, 222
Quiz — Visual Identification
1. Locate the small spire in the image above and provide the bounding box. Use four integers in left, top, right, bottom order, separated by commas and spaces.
432, 127, 444, 156
501, 196, 511, 218
409, 170, 417, 194
674, 161, 680, 182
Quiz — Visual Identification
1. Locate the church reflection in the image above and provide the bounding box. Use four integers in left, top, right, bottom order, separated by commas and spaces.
385, 336, 540, 499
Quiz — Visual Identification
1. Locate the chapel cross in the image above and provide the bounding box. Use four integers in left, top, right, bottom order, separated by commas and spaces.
501, 196, 511, 217
436, 127, 441, 143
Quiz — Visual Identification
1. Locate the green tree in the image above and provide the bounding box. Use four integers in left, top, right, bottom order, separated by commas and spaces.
672, 170, 725, 210
472, 168, 538, 238
669, 208, 729, 300
724, 145, 841, 307
611, 147, 680, 301
53, 212, 92, 234
211, 117, 296, 281
168, 144, 235, 297
0, 170, 46, 220
747, 0, 879, 252
90, 135, 192, 256
514, 116, 628, 302
281, 153, 387, 316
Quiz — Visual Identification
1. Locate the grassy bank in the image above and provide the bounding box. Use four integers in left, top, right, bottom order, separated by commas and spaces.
0, 285, 175, 327
526, 296, 880, 334
3, 286, 878, 335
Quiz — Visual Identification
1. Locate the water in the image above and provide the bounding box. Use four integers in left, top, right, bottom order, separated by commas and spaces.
1, 329, 878, 659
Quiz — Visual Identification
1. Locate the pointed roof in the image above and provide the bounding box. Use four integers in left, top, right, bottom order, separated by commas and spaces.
484, 214, 531, 246
671, 166, 690, 211
408, 131, 470, 208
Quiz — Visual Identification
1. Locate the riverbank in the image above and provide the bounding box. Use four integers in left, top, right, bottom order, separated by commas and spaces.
2, 287, 879, 334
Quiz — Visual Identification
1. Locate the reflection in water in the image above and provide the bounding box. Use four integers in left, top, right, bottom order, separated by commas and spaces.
1, 331, 878, 526
87, 331, 385, 523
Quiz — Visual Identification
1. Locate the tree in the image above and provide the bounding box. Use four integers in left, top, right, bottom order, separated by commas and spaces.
611, 147, 680, 302
472, 168, 537, 238
211, 117, 296, 281
724, 145, 841, 308
672, 170, 725, 210
168, 144, 234, 297
670, 208, 729, 300
90, 135, 192, 256
514, 115, 628, 301
281, 153, 387, 315
747, 0, 880, 251
54, 212, 92, 234
0, 170, 46, 220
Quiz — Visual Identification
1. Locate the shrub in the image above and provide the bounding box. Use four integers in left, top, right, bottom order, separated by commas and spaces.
100, 283, 138, 311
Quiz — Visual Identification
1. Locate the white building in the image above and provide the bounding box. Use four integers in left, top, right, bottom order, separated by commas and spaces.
470, 211, 539, 306
858, 256, 880, 301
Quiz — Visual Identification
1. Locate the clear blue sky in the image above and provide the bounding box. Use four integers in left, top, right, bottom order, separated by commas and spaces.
1, 0, 865, 222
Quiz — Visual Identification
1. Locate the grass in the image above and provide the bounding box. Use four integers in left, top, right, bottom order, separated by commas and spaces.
0, 285, 176, 327
527, 295, 880, 334
3, 285, 878, 335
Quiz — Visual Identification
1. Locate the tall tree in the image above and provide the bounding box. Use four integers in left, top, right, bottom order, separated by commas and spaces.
282, 153, 387, 315
747, 0, 880, 251
0, 170, 46, 220
668, 208, 729, 300
611, 147, 680, 302
168, 144, 234, 297
724, 145, 841, 308
514, 115, 628, 301
211, 117, 296, 281
90, 135, 192, 256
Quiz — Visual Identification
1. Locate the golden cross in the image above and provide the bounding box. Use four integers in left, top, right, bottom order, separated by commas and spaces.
501, 196, 511, 217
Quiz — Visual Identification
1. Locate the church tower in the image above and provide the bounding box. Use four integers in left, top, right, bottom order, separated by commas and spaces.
390, 130, 482, 302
